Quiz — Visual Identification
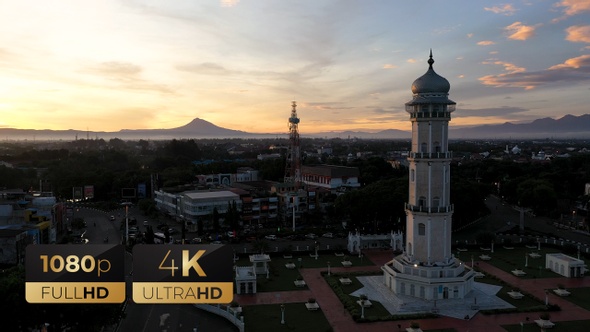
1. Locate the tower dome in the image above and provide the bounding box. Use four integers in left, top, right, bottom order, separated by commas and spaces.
411, 51, 450, 94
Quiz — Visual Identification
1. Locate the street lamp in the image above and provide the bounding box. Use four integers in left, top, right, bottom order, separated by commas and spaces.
327, 261, 331, 276
280, 303, 285, 325
360, 299, 365, 319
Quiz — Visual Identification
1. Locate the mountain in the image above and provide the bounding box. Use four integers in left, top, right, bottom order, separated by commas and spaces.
0, 114, 588, 141
118, 118, 254, 139
449, 114, 590, 139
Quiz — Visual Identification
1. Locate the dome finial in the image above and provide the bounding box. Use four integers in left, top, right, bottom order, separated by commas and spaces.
428, 49, 434, 68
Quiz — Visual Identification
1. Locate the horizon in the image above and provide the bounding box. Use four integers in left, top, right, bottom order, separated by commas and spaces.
1, 1, 589, 134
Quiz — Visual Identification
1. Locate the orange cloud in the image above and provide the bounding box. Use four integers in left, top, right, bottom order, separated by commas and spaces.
383, 64, 398, 69
482, 60, 526, 74
565, 25, 590, 43
555, 0, 590, 16
484, 4, 517, 15
480, 55, 590, 90
504, 22, 538, 40
477, 40, 496, 46
549, 54, 590, 69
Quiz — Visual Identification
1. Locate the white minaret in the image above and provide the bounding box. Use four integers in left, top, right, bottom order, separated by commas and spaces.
382, 51, 473, 301
404, 50, 455, 265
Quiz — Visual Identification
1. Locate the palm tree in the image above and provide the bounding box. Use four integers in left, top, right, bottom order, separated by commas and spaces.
252, 238, 269, 254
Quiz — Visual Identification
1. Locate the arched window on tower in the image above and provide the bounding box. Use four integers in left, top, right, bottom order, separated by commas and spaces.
418, 196, 426, 208
418, 223, 426, 235
433, 141, 441, 153
421, 143, 427, 153
433, 197, 440, 208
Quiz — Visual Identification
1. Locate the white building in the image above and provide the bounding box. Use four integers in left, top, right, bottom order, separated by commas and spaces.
546, 253, 586, 278
154, 190, 241, 228
382, 52, 474, 300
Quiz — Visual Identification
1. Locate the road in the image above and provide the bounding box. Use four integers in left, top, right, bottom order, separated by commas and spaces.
72, 206, 238, 332
454, 195, 590, 248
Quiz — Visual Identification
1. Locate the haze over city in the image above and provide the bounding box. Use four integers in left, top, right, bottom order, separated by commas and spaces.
1, 0, 589, 134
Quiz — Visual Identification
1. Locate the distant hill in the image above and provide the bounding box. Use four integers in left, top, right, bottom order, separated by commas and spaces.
0, 114, 588, 141
449, 114, 590, 139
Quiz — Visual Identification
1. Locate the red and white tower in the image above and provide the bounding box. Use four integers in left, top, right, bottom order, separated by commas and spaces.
284, 101, 301, 188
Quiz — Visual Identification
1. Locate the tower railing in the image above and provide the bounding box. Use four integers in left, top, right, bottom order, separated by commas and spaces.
408, 151, 452, 159
405, 203, 454, 214
408, 111, 451, 119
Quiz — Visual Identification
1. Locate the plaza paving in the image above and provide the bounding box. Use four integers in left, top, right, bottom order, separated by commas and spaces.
235, 249, 590, 332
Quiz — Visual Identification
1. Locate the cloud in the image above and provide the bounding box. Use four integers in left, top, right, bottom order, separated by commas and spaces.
477, 40, 496, 46
554, 0, 590, 16
220, 0, 240, 7
484, 4, 517, 15
548, 54, 590, 69
504, 22, 538, 40
383, 64, 397, 69
89, 61, 142, 79
479, 55, 590, 89
565, 25, 590, 43
467, 33, 474, 38
175, 62, 232, 75
84, 61, 172, 94
482, 60, 526, 73
407, 58, 417, 63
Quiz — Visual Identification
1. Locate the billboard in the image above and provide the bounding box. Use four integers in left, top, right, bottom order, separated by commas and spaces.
84, 185, 94, 199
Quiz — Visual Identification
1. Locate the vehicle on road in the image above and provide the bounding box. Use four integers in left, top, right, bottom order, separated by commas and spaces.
143, 220, 149, 226
265, 234, 277, 241
322, 232, 334, 238
305, 233, 318, 239
109, 215, 115, 221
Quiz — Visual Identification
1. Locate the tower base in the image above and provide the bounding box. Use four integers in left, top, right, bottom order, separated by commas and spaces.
382, 256, 475, 300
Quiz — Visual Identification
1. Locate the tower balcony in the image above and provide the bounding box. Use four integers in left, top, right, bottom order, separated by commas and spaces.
405, 203, 454, 214
407, 111, 452, 119
408, 151, 452, 159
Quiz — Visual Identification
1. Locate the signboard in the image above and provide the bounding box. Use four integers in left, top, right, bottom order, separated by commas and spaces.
84, 185, 94, 199
26, 245, 125, 303
132, 244, 233, 304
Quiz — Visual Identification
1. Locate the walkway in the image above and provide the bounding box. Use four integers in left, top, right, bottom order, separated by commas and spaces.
234, 250, 590, 332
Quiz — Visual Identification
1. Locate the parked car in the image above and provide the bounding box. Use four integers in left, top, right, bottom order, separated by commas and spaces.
109, 215, 115, 221
191, 237, 202, 244
305, 233, 317, 239
322, 232, 334, 238
143, 220, 149, 226
265, 234, 277, 241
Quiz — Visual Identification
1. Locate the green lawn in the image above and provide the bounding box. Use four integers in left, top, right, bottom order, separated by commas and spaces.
455, 246, 563, 279
503, 320, 590, 331
242, 303, 332, 332
234, 252, 375, 293
558, 287, 590, 311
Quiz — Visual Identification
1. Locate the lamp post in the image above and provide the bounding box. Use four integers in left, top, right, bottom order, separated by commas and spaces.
292, 195, 296, 232
327, 261, 331, 276
360, 299, 365, 319
280, 303, 285, 325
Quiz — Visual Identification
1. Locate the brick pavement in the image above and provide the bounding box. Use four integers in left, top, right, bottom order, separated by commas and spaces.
234, 250, 590, 331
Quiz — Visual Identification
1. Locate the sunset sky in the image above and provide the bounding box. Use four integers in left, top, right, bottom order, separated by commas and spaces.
1, 0, 589, 134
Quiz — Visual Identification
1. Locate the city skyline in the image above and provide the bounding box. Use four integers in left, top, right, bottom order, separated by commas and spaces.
1, 0, 589, 134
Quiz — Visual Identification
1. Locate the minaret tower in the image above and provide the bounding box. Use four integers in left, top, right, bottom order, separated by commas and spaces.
383, 51, 473, 301
284, 101, 301, 188
404, 50, 455, 265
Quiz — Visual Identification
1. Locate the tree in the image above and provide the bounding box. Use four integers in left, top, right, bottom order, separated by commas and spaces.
212, 207, 220, 232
